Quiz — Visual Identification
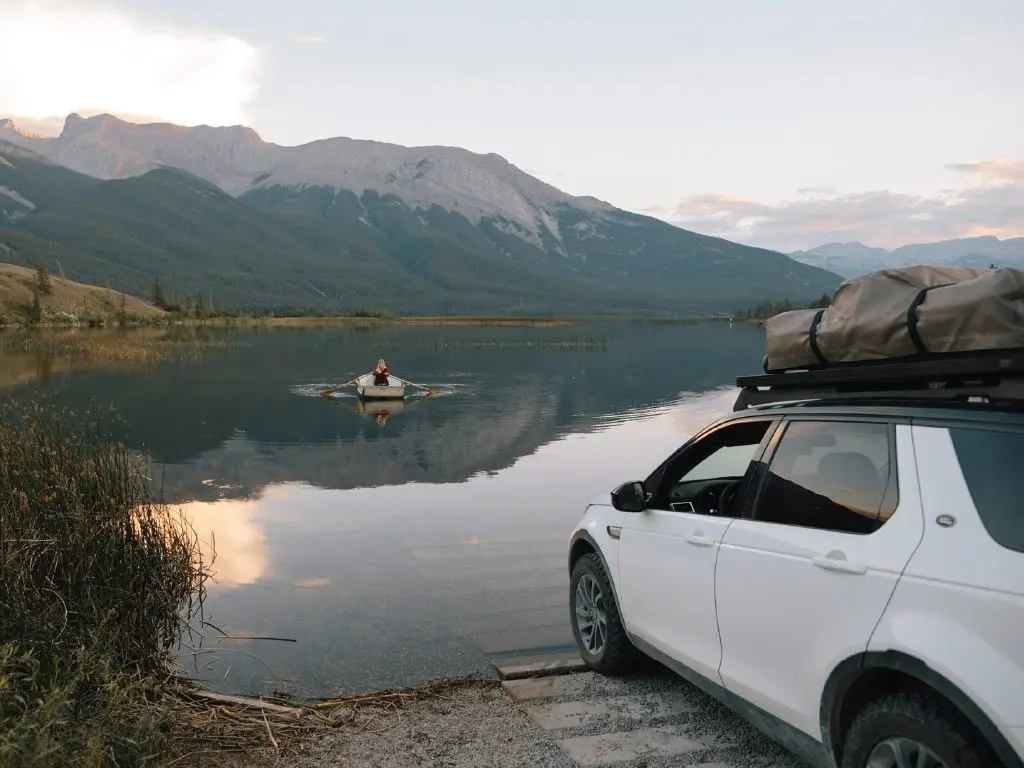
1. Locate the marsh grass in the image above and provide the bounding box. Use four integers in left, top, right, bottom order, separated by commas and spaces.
0, 328, 238, 374
339, 331, 609, 350
0, 400, 213, 767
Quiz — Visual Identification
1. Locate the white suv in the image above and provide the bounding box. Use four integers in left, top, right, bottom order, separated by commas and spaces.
568, 352, 1024, 768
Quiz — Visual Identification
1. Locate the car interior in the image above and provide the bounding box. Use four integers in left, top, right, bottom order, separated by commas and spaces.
652, 419, 892, 529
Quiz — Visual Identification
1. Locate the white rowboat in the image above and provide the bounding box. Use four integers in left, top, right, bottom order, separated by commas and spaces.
356, 373, 406, 400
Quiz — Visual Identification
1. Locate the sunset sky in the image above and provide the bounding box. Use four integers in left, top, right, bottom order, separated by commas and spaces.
1, 0, 1021, 251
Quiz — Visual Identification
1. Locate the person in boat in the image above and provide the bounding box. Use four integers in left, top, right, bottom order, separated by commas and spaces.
372, 358, 390, 386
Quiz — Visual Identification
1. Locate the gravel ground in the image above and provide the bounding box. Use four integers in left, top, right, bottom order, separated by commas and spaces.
231, 664, 808, 768
505, 664, 808, 768
281, 681, 575, 768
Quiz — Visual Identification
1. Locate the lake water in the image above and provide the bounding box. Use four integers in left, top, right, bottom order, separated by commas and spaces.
0, 321, 765, 700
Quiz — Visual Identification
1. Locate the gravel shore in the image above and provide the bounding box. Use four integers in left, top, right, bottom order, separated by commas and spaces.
285, 681, 574, 768
232, 664, 808, 768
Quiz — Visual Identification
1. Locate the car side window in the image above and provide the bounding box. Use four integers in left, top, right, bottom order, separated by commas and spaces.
949, 427, 1024, 554
751, 420, 898, 535
650, 419, 774, 515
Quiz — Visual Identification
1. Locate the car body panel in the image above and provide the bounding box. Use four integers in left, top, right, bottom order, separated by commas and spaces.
618, 510, 735, 684
715, 423, 924, 738
868, 426, 1024, 732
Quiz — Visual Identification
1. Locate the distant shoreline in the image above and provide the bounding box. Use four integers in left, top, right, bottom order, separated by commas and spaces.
169, 314, 757, 328
0, 313, 768, 331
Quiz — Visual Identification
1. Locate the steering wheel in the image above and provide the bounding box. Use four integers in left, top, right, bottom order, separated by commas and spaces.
718, 481, 743, 517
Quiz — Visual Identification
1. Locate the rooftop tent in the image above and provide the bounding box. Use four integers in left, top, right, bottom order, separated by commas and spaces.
763, 265, 1024, 373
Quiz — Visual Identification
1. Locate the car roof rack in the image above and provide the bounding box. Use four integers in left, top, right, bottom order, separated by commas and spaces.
733, 348, 1024, 411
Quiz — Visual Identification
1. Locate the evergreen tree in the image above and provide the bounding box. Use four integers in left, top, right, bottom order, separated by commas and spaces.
150, 278, 167, 309
35, 261, 51, 296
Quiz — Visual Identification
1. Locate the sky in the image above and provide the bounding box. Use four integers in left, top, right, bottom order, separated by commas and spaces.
0, 0, 1022, 252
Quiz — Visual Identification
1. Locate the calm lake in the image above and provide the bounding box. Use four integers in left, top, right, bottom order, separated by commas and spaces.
0, 321, 765, 700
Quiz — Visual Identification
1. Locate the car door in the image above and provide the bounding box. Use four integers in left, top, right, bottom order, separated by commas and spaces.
617, 417, 779, 685
714, 417, 924, 738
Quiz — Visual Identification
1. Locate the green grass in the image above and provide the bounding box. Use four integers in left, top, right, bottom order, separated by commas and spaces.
0, 401, 211, 767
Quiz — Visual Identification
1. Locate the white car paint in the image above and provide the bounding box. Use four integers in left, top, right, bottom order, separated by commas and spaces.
867, 426, 1024, 731
1011, 728, 1024, 758
618, 509, 734, 685
574, 501, 625, 582
714, 424, 924, 738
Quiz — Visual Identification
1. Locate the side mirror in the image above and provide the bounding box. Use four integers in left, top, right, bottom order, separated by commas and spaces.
611, 481, 647, 513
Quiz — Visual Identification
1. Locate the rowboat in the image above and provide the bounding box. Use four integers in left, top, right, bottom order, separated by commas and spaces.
356, 373, 406, 401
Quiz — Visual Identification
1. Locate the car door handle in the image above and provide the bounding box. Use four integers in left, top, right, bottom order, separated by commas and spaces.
684, 533, 715, 547
812, 554, 867, 575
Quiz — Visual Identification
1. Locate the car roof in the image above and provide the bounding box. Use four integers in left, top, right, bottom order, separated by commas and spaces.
724, 398, 1024, 429
727, 348, 1024, 430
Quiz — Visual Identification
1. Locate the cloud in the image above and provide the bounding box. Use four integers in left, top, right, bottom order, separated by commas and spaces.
946, 158, 1024, 182
648, 159, 1024, 252
0, 1, 260, 127
293, 35, 326, 44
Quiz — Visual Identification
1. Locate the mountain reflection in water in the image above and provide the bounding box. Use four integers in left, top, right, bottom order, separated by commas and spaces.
0, 322, 764, 698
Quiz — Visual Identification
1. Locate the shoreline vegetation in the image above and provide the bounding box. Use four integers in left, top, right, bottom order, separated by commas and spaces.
1, 306, 825, 330
1, 259, 834, 330
0, 398, 494, 767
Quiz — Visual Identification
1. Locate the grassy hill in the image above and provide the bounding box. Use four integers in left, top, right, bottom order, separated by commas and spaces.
0, 261, 164, 326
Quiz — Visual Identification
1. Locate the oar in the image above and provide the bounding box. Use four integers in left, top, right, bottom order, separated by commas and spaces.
319, 374, 366, 399
401, 377, 440, 396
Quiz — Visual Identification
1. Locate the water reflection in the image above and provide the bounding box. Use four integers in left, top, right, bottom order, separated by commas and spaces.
182, 498, 270, 588
0, 322, 763, 697
177, 387, 740, 699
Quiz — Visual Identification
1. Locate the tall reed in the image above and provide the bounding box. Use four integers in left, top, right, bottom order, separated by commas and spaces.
0, 400, 210, 767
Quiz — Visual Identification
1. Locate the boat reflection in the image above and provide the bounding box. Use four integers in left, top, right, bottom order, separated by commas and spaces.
342, 395, 426, 425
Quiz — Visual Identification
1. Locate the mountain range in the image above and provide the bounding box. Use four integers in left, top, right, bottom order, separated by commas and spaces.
790, 236, 1024, 278
0, 113, 840, 315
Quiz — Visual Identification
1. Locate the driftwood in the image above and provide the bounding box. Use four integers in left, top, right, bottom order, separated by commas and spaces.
183, 688, 303, 718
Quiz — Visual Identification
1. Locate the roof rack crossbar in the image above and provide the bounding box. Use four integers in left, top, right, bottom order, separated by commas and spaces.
734, 349, 1024, 411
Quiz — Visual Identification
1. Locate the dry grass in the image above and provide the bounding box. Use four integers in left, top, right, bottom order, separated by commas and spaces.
0, 328, 235, 376
188, 315, 582, 329
165, 677, 492, 766
0, 263, 165, 327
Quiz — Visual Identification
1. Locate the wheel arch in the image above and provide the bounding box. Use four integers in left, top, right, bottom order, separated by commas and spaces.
820, 650, 1023, 768
568, 529, 623, 612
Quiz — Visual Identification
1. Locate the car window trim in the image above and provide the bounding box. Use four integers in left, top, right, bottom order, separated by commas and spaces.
645, 416, 782, 514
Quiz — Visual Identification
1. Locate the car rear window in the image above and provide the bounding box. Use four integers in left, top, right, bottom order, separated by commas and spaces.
949, 427, 1024, 554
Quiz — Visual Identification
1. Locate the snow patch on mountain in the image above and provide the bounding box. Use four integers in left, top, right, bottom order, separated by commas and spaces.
0, 113, 616, 245
0, 186, 35, 210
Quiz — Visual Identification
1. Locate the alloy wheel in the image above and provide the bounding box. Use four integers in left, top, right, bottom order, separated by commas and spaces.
574, 573, 607, 655
866, 736, 946, 768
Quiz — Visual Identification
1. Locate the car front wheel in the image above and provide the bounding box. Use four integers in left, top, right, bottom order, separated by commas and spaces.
840, 693, 991, 768
569, 552, 638, 675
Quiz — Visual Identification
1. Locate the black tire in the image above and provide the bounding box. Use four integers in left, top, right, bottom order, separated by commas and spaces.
569, 552, 639, 675
840, 693, 991, 768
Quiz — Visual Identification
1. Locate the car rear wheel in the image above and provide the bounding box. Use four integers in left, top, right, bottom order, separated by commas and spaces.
840, 693, 990, 768
569, 552, 638, 675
